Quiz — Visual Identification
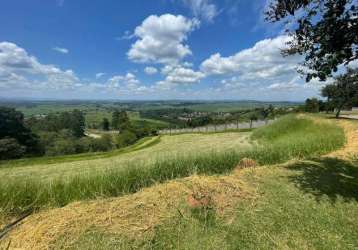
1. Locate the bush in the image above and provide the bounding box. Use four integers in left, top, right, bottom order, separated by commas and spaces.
0, 138, 26, 160
46, 139, 78, 156
116, 130, 137, 148
84, 135, 114, 152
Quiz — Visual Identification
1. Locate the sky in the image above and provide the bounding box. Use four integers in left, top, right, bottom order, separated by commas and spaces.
0, 0, 329, 101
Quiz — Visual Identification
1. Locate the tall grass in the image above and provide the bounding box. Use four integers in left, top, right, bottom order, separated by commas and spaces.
0, 115, 345, 216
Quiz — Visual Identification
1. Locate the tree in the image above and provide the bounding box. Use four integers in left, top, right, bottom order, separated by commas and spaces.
0, 138, 26, 160
70, 109, 85, 137
249, 113, 258, 128
112, 110, 120, 130
118, 111, 130, 131
266, 0, 357, 81
321, 68, 358, 118
116, 130, 137, 148
305, 98, 320, 113
101, 118, 110, 131
261, 105, 274, 123
0, 107, 40, 156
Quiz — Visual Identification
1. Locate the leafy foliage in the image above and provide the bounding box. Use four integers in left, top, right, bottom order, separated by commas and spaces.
266, 0, 358, 81
0, 107, 40, 159
27, 109, 85, 138
321, 67, 358, 117
0, 138, 26, 160
305, 98, 320, 113
101, 118, 110, 131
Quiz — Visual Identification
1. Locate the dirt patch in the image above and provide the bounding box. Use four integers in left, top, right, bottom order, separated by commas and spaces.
327, 120, 358, 159
4, 173, 252, 249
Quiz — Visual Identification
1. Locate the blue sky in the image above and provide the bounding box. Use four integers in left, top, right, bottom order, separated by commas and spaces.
0, 0, 325, 101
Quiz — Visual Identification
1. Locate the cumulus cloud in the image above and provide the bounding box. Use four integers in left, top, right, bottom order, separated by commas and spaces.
106, 72, 153, 95
155, 64, 205, 90
181, 0, 218, 22
128, 14, 199, 64
52, 47, 69, 54
165, 66, 204, 84
197, 35, 330, 98
108, 73, 139, 87
0, 42, 78, 91
201, 35, 300, 78
144, 66, 158, 75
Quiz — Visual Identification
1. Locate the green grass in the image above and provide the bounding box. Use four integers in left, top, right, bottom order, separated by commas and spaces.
0, 115, 345, 217
75, 158, 357, 249
0, 136, 159, 169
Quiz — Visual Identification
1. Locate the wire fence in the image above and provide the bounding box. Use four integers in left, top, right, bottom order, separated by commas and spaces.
159, 119, 274, 135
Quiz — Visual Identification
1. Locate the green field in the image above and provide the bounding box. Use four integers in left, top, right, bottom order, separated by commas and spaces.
0, 132, 251, 181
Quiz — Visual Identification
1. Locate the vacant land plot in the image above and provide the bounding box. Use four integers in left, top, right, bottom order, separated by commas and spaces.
0, 115, 349, 242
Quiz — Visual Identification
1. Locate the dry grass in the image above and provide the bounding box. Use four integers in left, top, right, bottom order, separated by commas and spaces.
327, 120, 358, 159
4, 172, 252, 249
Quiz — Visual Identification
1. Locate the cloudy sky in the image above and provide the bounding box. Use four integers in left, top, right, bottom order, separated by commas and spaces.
0, 0, 327, 101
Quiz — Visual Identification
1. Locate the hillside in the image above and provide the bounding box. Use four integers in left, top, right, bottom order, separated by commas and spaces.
0, 115, 357, 249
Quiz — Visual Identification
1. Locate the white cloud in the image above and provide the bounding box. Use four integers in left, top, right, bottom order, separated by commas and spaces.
52, 47, 69, 54
198, 35, 323, 98
116, 30, 134, 41
201, 35, 300, 78
155, 64, 205, 90
165, 66, 205, 84
95, 72, 105, 79
181, 0, 218, 22
0, 42, 78, 91
144, 66, 158, 75
267, 82, 300, 91
128, 14, 199, 64
106, 72, 153, 95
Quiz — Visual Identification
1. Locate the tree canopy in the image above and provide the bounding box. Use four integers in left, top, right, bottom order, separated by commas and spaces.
266, 0, 358, 81
321, 67, 358, 117
0, 107, 40, 158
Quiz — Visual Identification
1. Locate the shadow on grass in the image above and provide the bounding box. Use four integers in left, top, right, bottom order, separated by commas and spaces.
285, 157, 358, 203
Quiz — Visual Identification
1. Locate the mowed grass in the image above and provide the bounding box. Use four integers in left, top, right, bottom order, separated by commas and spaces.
72, 158, 357, 249
0, 115, 345, 216
0, 132, 251, 181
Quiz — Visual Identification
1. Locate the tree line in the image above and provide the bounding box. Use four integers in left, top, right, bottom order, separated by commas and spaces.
0, 108, 157, 160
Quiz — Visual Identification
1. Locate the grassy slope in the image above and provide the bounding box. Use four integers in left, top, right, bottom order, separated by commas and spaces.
53, 158, 356, 250
0, 136, 158, 169
0, 115, 345, 218
1, 115, 355, 249
118, 158, 358, 249
0, 132, 251, 181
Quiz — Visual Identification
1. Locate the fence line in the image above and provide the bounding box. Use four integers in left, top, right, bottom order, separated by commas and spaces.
159, 119, 274, 135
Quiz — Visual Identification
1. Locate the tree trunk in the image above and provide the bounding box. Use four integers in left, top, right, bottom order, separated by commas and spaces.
335, 103, 344, 118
